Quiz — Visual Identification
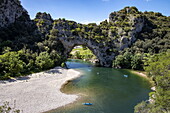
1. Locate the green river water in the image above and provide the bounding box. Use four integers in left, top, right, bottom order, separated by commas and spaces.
48, 59, 151, 113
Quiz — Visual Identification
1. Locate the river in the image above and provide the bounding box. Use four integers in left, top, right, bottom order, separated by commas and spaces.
48, 59, 151, 113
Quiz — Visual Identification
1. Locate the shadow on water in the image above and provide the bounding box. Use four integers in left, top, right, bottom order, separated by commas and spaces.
66, 59, 93, 69
47, 59, 152, 113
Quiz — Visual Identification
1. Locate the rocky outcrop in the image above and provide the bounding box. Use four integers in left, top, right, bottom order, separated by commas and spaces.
0, 0, 30, 28
119, 15, 145, 50
34, 12, 53, 34
0, 1, 145, 67
36, 7, 145, 67
0, 0, 41, 53
109, 7, 145, 50
49, 19, 116, 67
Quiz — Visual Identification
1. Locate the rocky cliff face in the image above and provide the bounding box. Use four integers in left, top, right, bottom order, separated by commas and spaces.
0, 0, 41, 53
0, 2, 146, 67
0, 0, 30, 28
109, 7, 145, 50
33, 7, 146, 67
34, 12, 53, 34
119, 15, 145, 50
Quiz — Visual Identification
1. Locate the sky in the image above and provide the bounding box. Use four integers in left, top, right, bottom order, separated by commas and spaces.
20, 0, 170, 24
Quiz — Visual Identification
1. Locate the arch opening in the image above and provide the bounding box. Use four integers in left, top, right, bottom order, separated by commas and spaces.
68, 45, 99, 65
59, 37, 115, 67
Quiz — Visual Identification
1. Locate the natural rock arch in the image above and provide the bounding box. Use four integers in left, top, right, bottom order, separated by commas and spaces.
34, 8, 145, 67
59, 37, 116, 67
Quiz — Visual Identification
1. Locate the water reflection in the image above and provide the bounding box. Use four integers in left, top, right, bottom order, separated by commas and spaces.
48, 60, 151, 113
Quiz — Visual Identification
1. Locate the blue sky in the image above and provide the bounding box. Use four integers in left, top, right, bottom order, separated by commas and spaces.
20, 0, 170, 24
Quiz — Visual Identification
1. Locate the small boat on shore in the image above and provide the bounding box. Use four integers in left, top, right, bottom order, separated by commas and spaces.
124, 75, 128, 78
82, 103, 93, 105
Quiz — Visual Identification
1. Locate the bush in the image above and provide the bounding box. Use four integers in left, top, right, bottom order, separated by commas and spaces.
35, 52, 54, 70
0, 51, 25, 78
0, 101, 20, 113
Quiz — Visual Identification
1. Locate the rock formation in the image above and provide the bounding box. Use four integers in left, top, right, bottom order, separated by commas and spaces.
0, 2, 146, 67
34, 12, 53, 34
33, 7, 146, 67
0, 0, 30, 28
43, 7, 145, 67
109, 7, 145, 50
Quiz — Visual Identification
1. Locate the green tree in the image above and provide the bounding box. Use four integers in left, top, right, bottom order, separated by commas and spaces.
50, 29, 59, 36
135, 51, 170, 113
113, 55, 124, 68
0, 101, 20, 113
131, 54, 143, 70
0, 51, 25, 79
35, 52, 54, 70
123, 52, 132, 69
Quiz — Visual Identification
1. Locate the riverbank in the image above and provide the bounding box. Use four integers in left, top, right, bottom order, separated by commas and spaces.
130, 70, 154, 85
0, 67, 81, 113
131, 71, 148, 78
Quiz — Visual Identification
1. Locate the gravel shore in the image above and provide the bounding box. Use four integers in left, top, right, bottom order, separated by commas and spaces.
0, 67, 80, 113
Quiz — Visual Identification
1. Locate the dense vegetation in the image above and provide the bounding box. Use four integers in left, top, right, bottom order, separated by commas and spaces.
112, 7, 170, 70
0, 13, 65, 79
135, 51, 170, 113
0, 6, 169, 75
0, 48, 63, 79
0, 6, 170, 112
0, 101, 20, 113
69, 46, 96, 61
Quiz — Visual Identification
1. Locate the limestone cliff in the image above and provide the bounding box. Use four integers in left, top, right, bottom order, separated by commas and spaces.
33, 7, 146, 67
1, 2, 164, 67
0, 0, 30, 28
34, 12, 53, 34
109, 7, 145, 50
0, 0, 40, 52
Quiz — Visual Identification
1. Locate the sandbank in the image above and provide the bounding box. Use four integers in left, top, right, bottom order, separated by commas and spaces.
0, 67, 80, 113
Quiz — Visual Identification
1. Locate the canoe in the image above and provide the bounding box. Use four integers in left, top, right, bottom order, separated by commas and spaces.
124, 75, 128, 77
82, 103, 93, 105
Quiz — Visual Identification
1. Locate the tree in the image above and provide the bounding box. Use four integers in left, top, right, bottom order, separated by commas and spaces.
113, 55, 124, 68
50, 29, 59, 36
135, 51, 170, 113
145, 52, 170, 78
35, 52, 54, 70
123, 52, 132, 69
131, 54, 143, 70
0, 101, 20, 113
0, 51, 25, 78
50, 50, 62, 65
